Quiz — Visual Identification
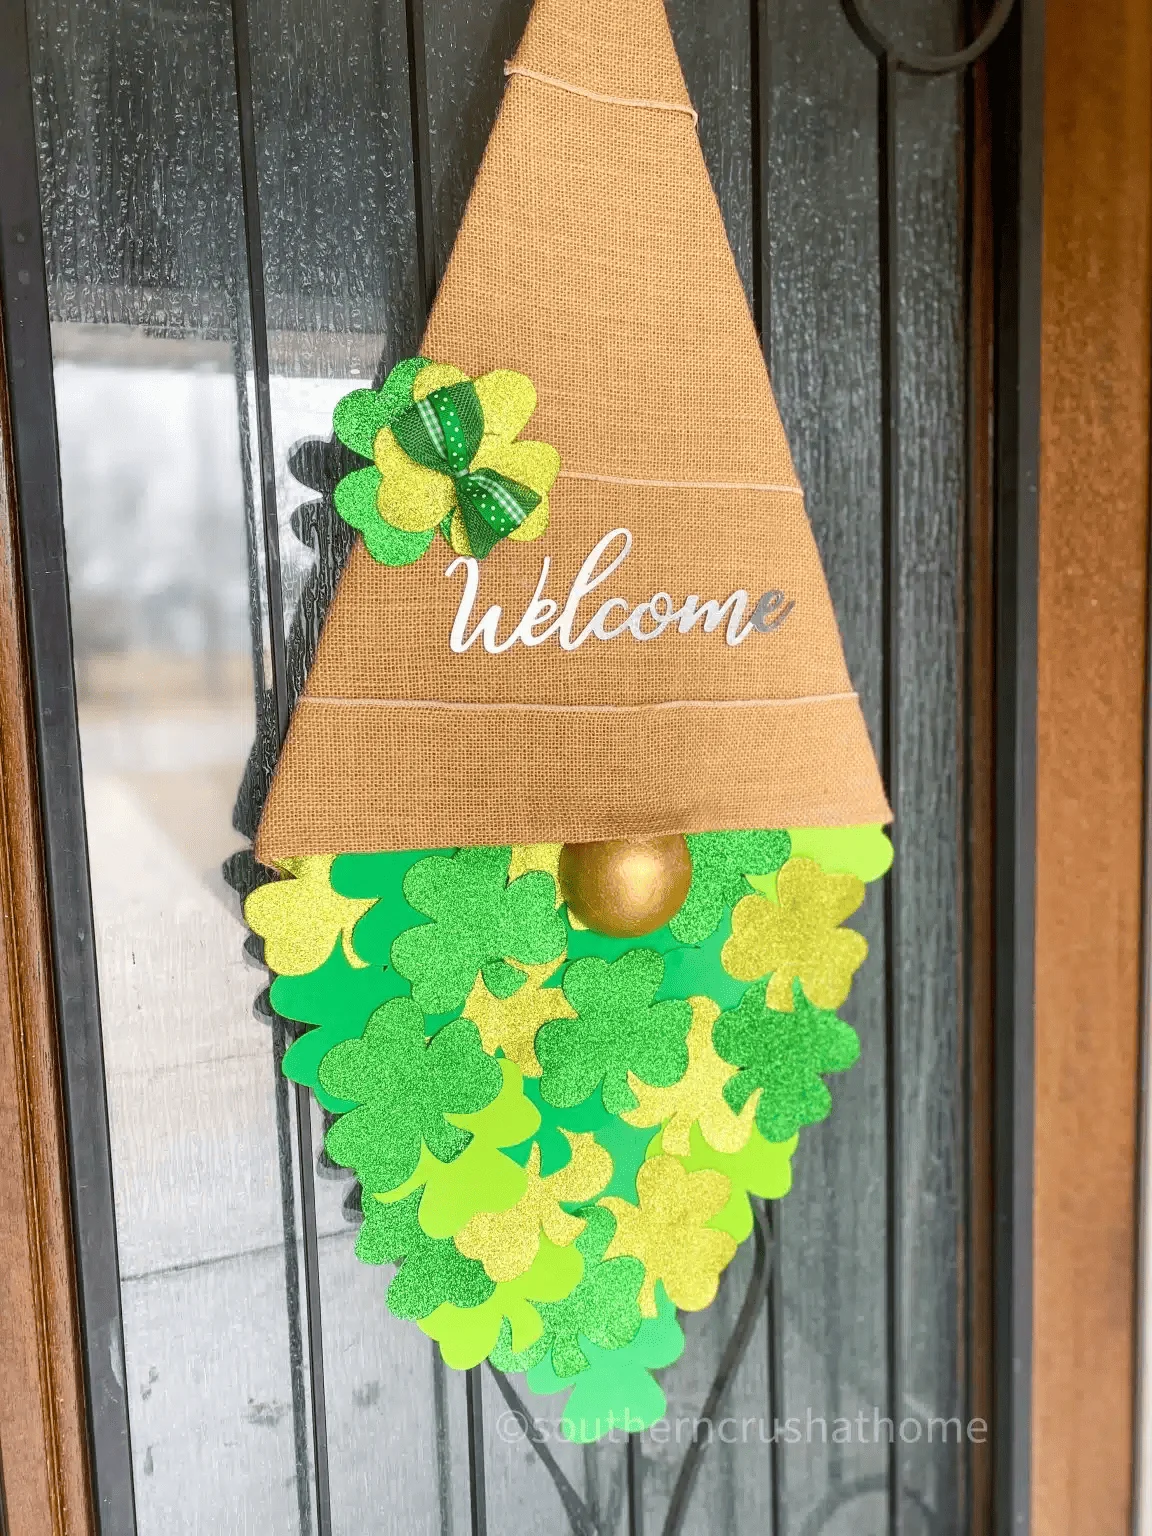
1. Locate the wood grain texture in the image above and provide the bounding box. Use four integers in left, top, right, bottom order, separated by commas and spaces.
0, 324, 92, 1527
1033, 0, 1152, 1529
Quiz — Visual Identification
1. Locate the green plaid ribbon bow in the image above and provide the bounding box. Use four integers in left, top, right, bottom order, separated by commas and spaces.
391, 381, 542, 558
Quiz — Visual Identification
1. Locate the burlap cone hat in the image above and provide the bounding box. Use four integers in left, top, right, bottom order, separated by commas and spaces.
255, 0, 890, 864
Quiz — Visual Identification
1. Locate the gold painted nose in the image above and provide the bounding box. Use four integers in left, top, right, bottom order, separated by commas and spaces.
559, 835, 692, 938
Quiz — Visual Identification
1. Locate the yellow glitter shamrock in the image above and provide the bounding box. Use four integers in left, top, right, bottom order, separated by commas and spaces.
601, 1155, 736, 1317
373, 364, 559, 550
722, 857, 868, 1011
654, 1121, 798, 1243
621, 996, 760, 1156
509, 842, 561, 889
454, 1132, 613, 1282
460, 956, 575, 1077
244, 856, 373, 976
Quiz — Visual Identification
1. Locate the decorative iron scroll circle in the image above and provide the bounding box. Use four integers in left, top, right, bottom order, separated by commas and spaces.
488, 1201, 773, 1536
841, 0, 1017, 74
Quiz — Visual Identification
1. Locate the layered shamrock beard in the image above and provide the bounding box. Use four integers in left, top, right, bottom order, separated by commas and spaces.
244, 827, 891, 1443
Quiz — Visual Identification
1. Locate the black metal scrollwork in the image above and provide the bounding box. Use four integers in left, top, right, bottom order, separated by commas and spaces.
841, 0, 1016, 73
488, 1200, 775, 1536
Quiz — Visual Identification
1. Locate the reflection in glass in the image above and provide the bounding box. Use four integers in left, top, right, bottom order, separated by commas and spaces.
53, 325, 312, 1532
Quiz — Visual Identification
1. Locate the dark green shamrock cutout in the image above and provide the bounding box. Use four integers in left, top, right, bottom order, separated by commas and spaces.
509, 1081, 612, 1174
657, 908, 747, 1009
712, 979, 860, 1142
536, 949, 691, 1115
320, 996, 502, 1195
489, 1205, 644, 1377
563, 905, 747, 1009
507, 1080, 651, 1200
668, 830, 792, 944
593, 1114, 654, 1202
273, 943, 405, 1113
391, 846, 566, 1014
330, 848, 443, 969
357, 1190, 494, 1319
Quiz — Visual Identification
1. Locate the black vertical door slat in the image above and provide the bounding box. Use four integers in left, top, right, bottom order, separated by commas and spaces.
407, 0, 439, 319
405, 4, 468, 1525
237, 0, 437, 1524
889, 49, 967, 1530
228, 0, 333, 1529
876, 52, 903, 1536
751, 13, 787, 1534
649, 11, 772, 1530
466, 1366, 488, 1535
990, 5, 1042, 1529
764, 3, 890, 1526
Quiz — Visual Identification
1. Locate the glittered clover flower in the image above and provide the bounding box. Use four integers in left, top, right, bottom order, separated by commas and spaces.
331, 355, 561, 565
319, 996, 504, 1196
722, 856, 868, 1012
391, 846, 567, 1015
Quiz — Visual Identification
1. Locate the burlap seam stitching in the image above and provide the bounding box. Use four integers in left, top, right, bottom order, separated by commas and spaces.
503, 64, 700, 127
299, 694, 859, 714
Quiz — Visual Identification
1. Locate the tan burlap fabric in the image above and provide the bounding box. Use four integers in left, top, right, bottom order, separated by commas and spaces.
255, 0, 890, 862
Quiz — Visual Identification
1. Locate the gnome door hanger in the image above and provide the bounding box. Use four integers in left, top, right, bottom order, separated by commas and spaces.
246, 0, 891, 1443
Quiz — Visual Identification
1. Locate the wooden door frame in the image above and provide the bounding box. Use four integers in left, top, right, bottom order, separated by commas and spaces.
8, 0, 1146, 1532
1032, 1, 1152, 1534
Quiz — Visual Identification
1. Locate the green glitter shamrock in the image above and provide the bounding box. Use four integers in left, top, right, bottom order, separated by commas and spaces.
391, 847, 566, 1014
320, 996, 503, 1194
524, 1283, 685, 1443
536, 949, 692, 1115
357, 1190, 494, 1319
331, 357, 436, 566
712, 980, 860, 1142
489, 1205, 645, 1378
669, 830, 792, 944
